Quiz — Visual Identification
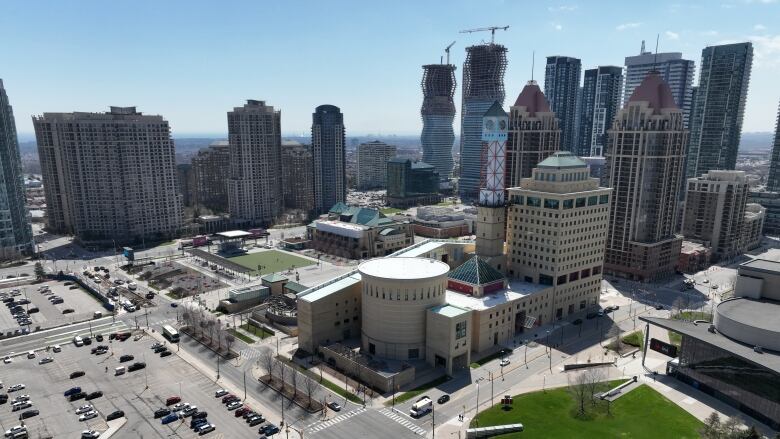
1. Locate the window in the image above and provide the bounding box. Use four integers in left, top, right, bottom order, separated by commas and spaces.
527, 197, 541, 207
588, 196, 598, 206
575, 197, 586, 208
544, 199, 559, 209
408, 348, 419, 359
563, 199, 573, 209
456, 321, 467, 339
599, 194, 609, 204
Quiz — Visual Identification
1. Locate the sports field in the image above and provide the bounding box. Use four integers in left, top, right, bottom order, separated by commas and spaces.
228, 249, 315, 275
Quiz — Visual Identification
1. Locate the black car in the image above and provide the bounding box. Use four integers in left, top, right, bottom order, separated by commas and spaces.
70, 371, 86, 379
261, 424, 280, 436
192, 411, 208, 420
27, 307, 39, 314
154, 408, 171, 418
153, 345, 167, 353
85, 391, 103, 401
82, 337, 92, 345
16, 299, 30, 305
128, 362, 146, 372
20, 409, 39, 419
160, 350, 172, 358
437, 394, 450, 404
248, 416, 265, 427
106, 410, 124, 421
95, 334, 104, 342
586, 312, 599, 319
0, 394, 8, 404
191, 418, 208, 430
119, 354, 134, 363
655, 304, 664, 310
69, 391, 87, 401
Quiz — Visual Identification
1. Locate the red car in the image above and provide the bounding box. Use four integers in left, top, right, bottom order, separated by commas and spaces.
235, 407, 250, 417
221, 394, 236, 404
165, 396, 181, 406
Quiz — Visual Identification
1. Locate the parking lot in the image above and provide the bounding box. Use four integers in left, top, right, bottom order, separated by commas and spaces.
0, 280, 105, 335
0, 329, 279, 438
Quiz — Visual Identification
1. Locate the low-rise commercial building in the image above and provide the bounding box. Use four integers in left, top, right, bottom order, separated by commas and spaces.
742, 203, 766, 251
306, 203, 414, 259
749, 191, 780, 235
413, 206, 474, 238
677, 241, 711, 274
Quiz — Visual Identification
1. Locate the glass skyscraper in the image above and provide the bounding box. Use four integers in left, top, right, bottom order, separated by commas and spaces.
687, 42, 753, 179
577, 66, 623, 157
544, 56, 581, 154
421, 63, 456, 180
766, 102, 780, 192
458, 43, 507, 201
0, 79, 33, 260
312, 105, 346, 214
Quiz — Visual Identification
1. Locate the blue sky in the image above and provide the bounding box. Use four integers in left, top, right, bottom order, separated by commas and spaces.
2, 0, 779, 138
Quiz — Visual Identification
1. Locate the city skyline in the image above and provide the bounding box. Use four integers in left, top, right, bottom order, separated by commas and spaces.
2, 1, 779, 137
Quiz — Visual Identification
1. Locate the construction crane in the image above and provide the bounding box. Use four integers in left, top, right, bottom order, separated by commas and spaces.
444, 41, 456, 64
459, 26, 509, 44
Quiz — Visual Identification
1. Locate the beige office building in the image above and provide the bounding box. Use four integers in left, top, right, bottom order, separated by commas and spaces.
33, 106, 182, 244
226, 100, 282, 226
356, 141, 396, 189
682, 170, 749, 261
507, 152, 611, 321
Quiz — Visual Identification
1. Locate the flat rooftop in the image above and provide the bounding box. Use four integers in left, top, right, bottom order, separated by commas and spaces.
429, 304, 470, 318
359, 257, 450, 280
740, 259, 780, 275
216, 230, 252, 238
445, 279, 549, 311
299, 272, 361, 303
717, 298, 780, 334
640, 316, 780, 375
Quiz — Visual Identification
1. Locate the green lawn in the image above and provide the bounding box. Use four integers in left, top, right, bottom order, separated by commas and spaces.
385, 375, 450, 406
228, 250, 315, 275
227, 328, 254, 344
622, 331, 644, 349
380, 207, 404, 215
240, 323, 273, 339
668, 331, 682, 347
472, 384, 702, 438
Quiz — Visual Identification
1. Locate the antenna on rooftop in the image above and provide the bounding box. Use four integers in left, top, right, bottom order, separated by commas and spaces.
459, 26, 509, 44
531, 50, 535, 81
445, 41, 456, 65
640, 40, 646, 55
653, 34, 660, 72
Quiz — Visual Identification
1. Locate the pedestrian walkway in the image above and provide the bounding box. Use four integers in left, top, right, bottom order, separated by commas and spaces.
378, 408, 427, 436
239, 347, 265, 361
305, 407, 367, 434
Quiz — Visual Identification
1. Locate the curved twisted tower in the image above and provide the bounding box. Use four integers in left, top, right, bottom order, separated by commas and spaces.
421, 64, 456, 180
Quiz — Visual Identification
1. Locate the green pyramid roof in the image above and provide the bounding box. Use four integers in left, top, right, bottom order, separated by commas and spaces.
448, 255, 505, 286
537, 151, 587, 169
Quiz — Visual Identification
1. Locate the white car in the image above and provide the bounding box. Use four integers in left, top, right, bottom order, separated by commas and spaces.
11, 401, 32, 411
499, 358, 511, 367
52, 345, 62, 353
4, 426, 26, 437
214, 389, 227, 398
8, 384, 25, 392
81, 430, 100, 439
226, 401, 242, 410
12, 395, 30, 402
197, 424, 215, 434
39, 357, 53, 365
3, 355, 12, 364
76, 405, 94, 414
79, 410, 98, 422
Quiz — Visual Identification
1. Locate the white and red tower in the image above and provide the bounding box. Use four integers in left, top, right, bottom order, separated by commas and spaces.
476, 101, 508, 272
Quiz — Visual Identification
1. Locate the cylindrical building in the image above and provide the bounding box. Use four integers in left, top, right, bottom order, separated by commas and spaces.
359, 257, 449, 361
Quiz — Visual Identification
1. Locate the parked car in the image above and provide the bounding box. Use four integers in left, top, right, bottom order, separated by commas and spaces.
235, 407, 249, 417
119, 355, 134, 363
70, 371, 86, 379
248, 415, 265, 427
81, 430, 99, 439
437, 395, 450, 404
69, 392, 87, 402
8, 384, 25, 392
181, 406, 198, 417
106, 410, 124, 421
192, 411, 207, 420
160, 351, 172, 358
79, 411, 98, 422
261, 424, 280, 436
52, 345, 61, 353
226, 401, 242, 411
214, 389, 228, 398
62, 309, 75, 314
64, 387, 82, 397
499, 358, 510, 367
221, 394, 237, 404
161, 414, 178, 425
20, 409, 39, 419
75, 405, 94, 414
11, 402, 32, 412
154, 408, 171, 418
128, 362, 146, 372
190, 418, 208, 430
197, 424, 215, 435
165, 396, 181, 406
85, 391, 103, 401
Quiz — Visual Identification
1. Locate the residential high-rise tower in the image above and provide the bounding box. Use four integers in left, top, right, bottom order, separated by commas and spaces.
505, 80, 560, 188
604, 73, 687, 282
421, 63, 456, 180
459, 43, 507, 201
623, 44, 695, 127
687, 42, 753, 178
544, 56, 581, 153
226, 100, 282, 226
766, 101, 780, 191
0, 80, 33, 259
312, 105, 346, 214
577, 66, 623, 157
34, 106, 182, 244
192, 141, 230, 212
356, 141, 396, 189
281, 141, 314, 213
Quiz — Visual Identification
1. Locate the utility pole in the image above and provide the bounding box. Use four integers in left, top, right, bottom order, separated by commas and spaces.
244, 370, 247, 400
217, 356, 220, 380
490, 372, 494, 407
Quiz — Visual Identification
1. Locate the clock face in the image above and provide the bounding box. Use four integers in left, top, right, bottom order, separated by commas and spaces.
485, 119, 495, 130
498, 120, 507, 130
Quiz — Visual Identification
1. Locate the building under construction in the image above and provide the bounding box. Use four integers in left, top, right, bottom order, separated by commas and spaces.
459, 43, 507, 201
421, 63, 457, 180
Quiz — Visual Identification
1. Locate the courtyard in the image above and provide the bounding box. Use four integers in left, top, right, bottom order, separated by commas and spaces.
228, 249, 316, 276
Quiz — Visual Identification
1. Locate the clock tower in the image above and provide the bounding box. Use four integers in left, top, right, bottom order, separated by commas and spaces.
475, 101, 508, 272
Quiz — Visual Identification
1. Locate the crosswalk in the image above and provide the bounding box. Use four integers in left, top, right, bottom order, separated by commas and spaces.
306, 407, 367, 434
378, 408, 428, 436
239, 347, 266, 361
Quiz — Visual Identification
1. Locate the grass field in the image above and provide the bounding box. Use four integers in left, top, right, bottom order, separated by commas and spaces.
471, 383, 702, 438
228, 250, 315, 275
380, 207, 404, 215
240, 323, 273, 339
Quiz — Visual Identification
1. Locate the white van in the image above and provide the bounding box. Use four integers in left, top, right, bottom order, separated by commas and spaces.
127, 282, 137, 291
114, 366, 125, 376
73, 335, 84, 347
27, 351, 35, 359
93, 311, 102, 319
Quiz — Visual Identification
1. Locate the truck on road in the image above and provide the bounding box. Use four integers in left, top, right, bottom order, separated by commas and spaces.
410, 397, 432, 418
162, 325, 179, 343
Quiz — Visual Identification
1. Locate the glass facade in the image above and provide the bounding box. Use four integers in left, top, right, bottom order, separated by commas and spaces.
670, 336, 780, 429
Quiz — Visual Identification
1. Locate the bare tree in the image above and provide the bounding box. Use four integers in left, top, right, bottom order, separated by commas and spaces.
568, 371, 591, 417
279, 362, 287, 395
290, 368, 299, 398
582, 367, 605, 406
260, 350, 276, 384
303, 377, 317, 407
225, 333, 236, 355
